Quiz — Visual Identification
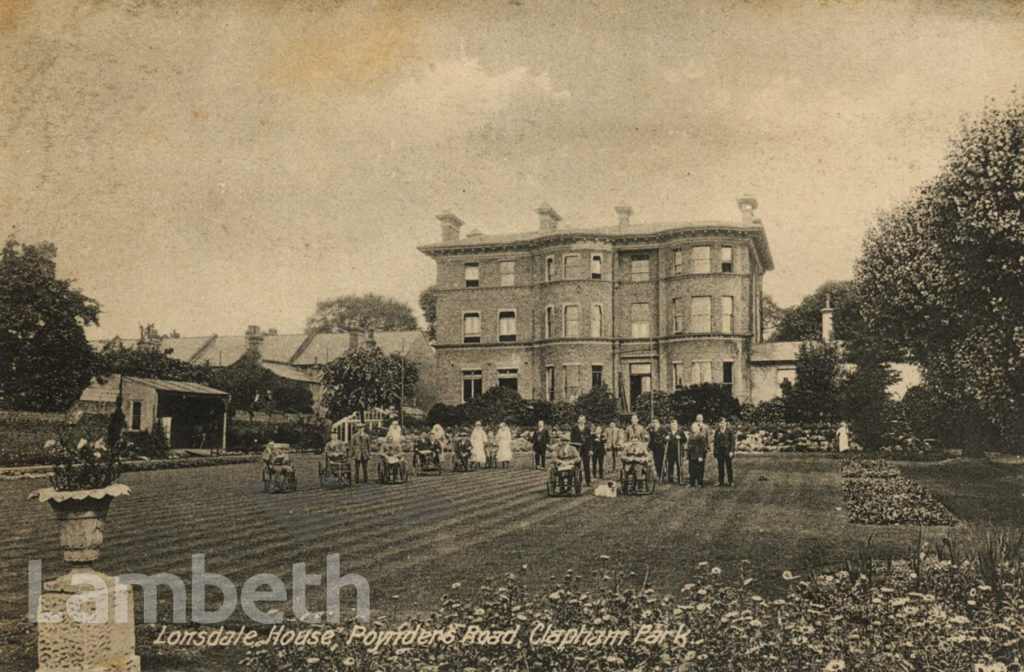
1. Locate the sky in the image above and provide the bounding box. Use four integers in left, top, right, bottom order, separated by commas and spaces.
3, 0, 1024, 340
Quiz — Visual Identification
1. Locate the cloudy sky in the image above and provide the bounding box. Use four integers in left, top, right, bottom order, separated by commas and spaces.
3, 0, 1024, 339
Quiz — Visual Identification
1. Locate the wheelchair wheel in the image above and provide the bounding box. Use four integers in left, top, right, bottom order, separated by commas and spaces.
287, 471, 297, 491
318, 462, 325, 488
646, 468, 657, 494
574, 469, 582, 495
413, 456, 422, 477
399, 462, 408, 483
546, 471, 556, 496
262, 466, 271, 493
377, 462, 385, 484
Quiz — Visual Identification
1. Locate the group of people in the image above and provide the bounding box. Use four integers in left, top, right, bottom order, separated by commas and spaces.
467, 421, 515, 469
530, 413, 737, 488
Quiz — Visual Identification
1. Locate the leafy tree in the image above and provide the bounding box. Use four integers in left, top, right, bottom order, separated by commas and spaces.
419, 286, 438, 341
574, 385, 617, 425
427, 402, 463, 429
838, 340, 900, 451
306, 293, 417, 333
633, 390, 674, 424
207, 352, 278, 420
781, 342, 842, 423
672, 384, 741, 424
0, 238, 100, 411
96, 340, 211, 382
760, 294, 785, 340
857, 97, 1024, 453
319, 345, 418, 422
462, 386, 532, 426
771, 280, 869, 344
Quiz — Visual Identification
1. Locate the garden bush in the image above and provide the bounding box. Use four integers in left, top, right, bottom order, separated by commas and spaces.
735, 421, 841, 453
0, 411, 108, 466
227, 418, 329, 451
841, 457, 960, 526
239, 543, 1023, 671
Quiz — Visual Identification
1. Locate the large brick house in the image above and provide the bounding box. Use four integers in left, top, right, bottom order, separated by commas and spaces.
419, 196, 791, 408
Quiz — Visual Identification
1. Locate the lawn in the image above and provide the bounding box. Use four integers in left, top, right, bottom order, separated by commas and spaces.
0, 452, 1011, 671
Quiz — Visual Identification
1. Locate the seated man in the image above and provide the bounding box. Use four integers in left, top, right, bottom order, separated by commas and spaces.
552, 441, 580, 466
262, 442, 294, 474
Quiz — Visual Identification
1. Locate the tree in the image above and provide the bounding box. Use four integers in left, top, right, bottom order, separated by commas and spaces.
306, 293, 417, 333
0, 238, 100, 411
319, 345, 419, 422
96, 340, 211, 382
672, 384, 741, 424
575, 385, 617, 425
761, 294, 785, 340
419, 286, 438, 341
781, 342, 842, 423
207, 351, 278, 420
838, 340, 900, 451
771, 280, 869, 344
462, 386, 532, 426
633, 390, 674, 424
857, 97, 1024, 453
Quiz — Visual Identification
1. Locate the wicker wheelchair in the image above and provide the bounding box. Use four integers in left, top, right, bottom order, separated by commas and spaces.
546, 449, 583, 497
319, 443, 353, 488
377, 452, 408, 484
261, 442, 298, 493
619, 440, 657, 495
451, 436, 474, 473
412, 438, 443, 476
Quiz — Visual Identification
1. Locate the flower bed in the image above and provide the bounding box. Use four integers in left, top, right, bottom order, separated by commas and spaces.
238, 553, 1022, 671
736, 422, 844, 453
841, 458, 901, 479
843, 475, 960, 525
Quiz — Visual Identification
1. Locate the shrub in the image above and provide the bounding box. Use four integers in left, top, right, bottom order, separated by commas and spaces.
574, 384, 617, 425
227, 418, 329, 451
427, 403, 462, 428
739, 398, 785, 425
672, 383, 740, 423
124, 424, 169, 459
462, 386, 532, 426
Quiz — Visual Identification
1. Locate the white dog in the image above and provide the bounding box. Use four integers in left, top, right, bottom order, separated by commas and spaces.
593, 480, 619, 498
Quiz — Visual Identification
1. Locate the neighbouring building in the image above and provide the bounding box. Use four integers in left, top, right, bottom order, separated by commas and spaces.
419, 197, 790, 408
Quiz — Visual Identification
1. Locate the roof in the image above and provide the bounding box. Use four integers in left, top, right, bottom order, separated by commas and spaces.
418, 220, 774, 271
90, 330, 432, 369
261, 361, 320, 384
78, 374, 229, 402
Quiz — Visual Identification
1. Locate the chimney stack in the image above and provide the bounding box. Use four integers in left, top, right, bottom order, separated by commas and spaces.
615, 204, 633, 228
737, 194, 758, 225
245, 325, 263, 356
348, 328, 362, 350
536, 202, 562, 232
366, 327, 376, 346
437, 211, 465, 242
821, 294, 835, 343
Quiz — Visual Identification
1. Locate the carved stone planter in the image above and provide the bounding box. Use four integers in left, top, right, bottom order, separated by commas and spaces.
29, 484, 132, 565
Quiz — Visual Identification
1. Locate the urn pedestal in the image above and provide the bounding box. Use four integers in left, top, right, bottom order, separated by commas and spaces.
30, 485, 140, 672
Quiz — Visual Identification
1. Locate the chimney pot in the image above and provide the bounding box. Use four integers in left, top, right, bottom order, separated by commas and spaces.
436, 211, 465, 242
245, 325, 263, 356
536, 202, 562, 232
820, 295, 835, 343
614, 204, 633, 228
348, 329, 362, 350
737, 194, 759, 224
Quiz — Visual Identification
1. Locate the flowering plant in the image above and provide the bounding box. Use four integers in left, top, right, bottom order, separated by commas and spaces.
46, 404, 128, 491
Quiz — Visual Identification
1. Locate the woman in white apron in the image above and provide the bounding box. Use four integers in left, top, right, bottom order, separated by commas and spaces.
469, 421, 487, 466
496, 422, 513, 468
836, 421, 850, 453
385, 421, 403, 451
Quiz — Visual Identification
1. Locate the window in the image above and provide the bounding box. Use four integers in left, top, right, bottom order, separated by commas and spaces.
545, 306, 554, 338
564, 305, 580, 338
691, 296, 711, 333
463, 312, 481, 343
564, 364, 582, 400
498, 368, 518, 392
723, 361, 734, 393
462, 370, 483, 401
674, 249, 685, 274
130, 401, 142, 431
722, 296, 734, 334
776, 367, 796, 385
499, 260, 515, 287
464, 263, 479, 287
563, 254, 581, 280
630, 255, 650, 282
691, 246, 711, 274
545, 366, 556, 401
591, 365, 604, 389
691, 360, 712, 384
498, 311, 517, 342
721, 246, 733, 273
631, 302, 651, 338
591, 255, 602, 279
545, 257, 554, 282
672, 297, 684, 333
673, 363, 686, 389
591, 305, 602, 337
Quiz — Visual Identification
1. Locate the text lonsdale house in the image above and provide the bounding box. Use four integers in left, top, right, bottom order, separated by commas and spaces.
419, 197, 798, 408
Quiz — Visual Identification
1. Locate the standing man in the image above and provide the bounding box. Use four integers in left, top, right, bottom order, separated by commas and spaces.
647, 418, 666, 480
714, 416, 736, 486
606, 420, 622, 470
570, 415, 594, 487
687, 414, 710, 487
664, 419, 686, 484
351, 422, 372, 483
591, 424, 606, 480
532, 420, 551, 469
624, 414, 646, 442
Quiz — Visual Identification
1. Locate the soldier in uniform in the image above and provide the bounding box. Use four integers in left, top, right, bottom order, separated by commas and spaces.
647, 418, 666, 480
570, 415, 594, 486
714, 416, 737, 487
664, 419, 687, 484
687, 414, 710, 487
624, 414, 647, 442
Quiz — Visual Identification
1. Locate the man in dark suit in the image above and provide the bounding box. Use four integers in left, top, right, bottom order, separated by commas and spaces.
531, 420, 551, 469
687, 414, 710, 487
647, 418, 666, 480
664, 419, 687, 484
714, 416, 737, 486
570, 415, 594, 486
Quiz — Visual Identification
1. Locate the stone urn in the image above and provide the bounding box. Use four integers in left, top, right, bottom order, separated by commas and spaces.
29, 484, 132, 565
